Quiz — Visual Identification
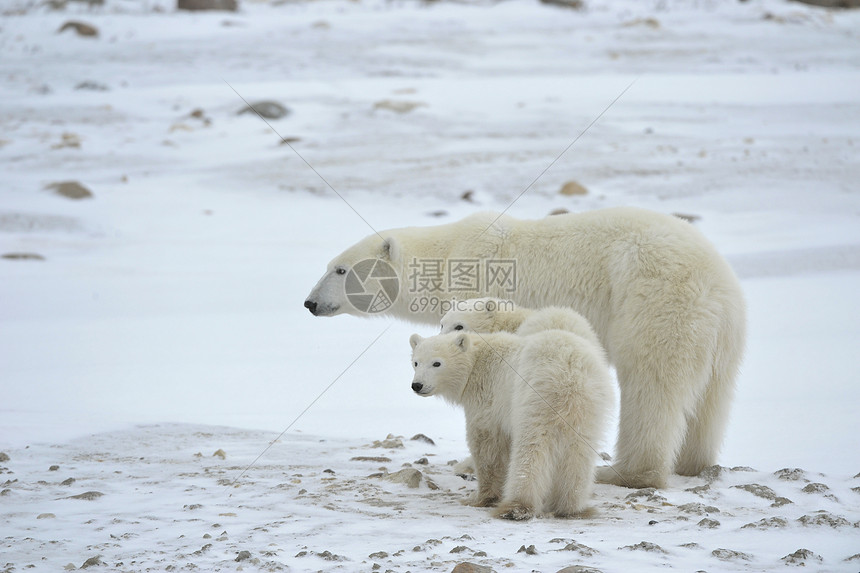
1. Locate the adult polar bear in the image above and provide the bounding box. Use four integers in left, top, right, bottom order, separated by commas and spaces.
304, 207, 746, 489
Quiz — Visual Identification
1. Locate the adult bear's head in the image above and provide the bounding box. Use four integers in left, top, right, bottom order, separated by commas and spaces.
304, 233, 401, 317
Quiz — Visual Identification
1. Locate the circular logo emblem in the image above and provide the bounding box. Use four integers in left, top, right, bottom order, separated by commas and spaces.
345, 258, 400, 314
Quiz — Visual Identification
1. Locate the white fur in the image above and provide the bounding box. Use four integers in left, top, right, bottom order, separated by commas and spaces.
410, 330, 614, 520
306, 207, 747, 488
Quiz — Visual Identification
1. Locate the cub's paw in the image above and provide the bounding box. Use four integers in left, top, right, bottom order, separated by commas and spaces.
493, 501, 534, 521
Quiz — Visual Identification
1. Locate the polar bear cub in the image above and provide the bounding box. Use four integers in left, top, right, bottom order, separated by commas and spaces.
440, 298, 601, 347
410, 329, 614, 520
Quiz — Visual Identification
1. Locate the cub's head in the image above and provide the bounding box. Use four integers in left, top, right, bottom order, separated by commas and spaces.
409, 332, 475, 403
439, 297, 509, 334
304, 234, 401, 317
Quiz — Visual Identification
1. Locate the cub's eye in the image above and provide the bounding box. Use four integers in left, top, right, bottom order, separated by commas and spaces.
413, 361, 418, 368
432, 361, 441, 367
335, 268, 347, 275
454, 325, 464, 331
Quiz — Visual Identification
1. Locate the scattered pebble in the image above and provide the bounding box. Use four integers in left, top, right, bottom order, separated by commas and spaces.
797, 511, 853, 528
45, 181, 93, 200
801, 482, 829, 494
237, 100, 290, 120
782, 548, 822, 566
775, 468, 807, 481
212, 449, 226, 459
0, 452, 11, 462
57, 21, 99, 37
559, 180, 588, 196
560, 540, 597, 557
67, 491, 104, 500
620, 541, 667, 554
235, 550, 251, 562
410, 433, 435, 445
712, 548, 752, 561
697, 518, 720, 529
517, 544, 537, 555
2, 253, 45, 261
49, 465, 60, 471
741, 516, 788, 529
732, 483, 792, 507
371, 435, 404, 449
373, 100, 426, 114
382, 468, 423, 488
80, 555, 102, 568
451, 563, 494, 573
177, 0, 238, 11
37, 512, 56, 519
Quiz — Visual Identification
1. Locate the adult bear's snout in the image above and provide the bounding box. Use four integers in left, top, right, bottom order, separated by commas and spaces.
304, 300, 318, 315
411, 381, 424, 394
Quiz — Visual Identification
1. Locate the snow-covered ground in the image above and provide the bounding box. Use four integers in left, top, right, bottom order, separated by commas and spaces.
1, 0, 859, 571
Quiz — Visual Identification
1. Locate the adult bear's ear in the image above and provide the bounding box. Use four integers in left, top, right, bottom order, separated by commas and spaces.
381, 236, 400, 263
409, 333, 423, 349
454, 333, 471, 352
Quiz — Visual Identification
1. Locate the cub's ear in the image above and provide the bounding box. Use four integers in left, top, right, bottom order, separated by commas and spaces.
454, 332, 471, 352
409, 333, 423, 349
381, 236, 400, 263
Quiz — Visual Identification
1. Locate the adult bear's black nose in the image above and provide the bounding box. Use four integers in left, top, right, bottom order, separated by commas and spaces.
411, 382, 424, 394
304, 300, 317, 315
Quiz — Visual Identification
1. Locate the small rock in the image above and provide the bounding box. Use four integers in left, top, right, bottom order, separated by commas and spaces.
238, 100, 290, 120
556, 567, 604, 573
450, 545, 470, 553
741, 516, 788, 529
624, 488, 667, 504
81, 555, 102, 568
0, 453, 9, 462
801, 482, 829, 494
783, 548, 823, 566
51, 133, 81, 149
410, 433, 435, 445
75, 81, 109, 91
672, 212, 701, 223
58, 21, 99, 37
323, 468, 335, 475
560, 541, 597, 557
698, 518, 720, 529
517, 544, 537, 555
678, 502, 720, 515
538, 0, 584, 9
620, 541, 666, 554
774, 467, 806, 481
383, 468, 422, 489
212, 449, 226, 459
548, 208, 570, 216
67, 491, 104, 500
2, 253, 45, 261
177, 0, 237, 11
235, 550, 251, 562
415, 457, 429, 465
427, 210, 448, 217
460, 190, 475, 202
61, 477, 75, 486
797, 511, 852, 528
712, 548, 752, 561
559, 180, 588, 196
697, 464, 725, 483
45, 181, 93, 200
373, 100, 426, 114
368, 551, 388, 559
451, 563, 494, 573
37, 513, 56, 519
49, 465, 60, 471
351, 456, 392, 463
371, 435, 404, 449
732, 483, 793, 506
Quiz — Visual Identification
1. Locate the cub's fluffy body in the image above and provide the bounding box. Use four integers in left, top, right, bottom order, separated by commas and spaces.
410, 330, 614, 520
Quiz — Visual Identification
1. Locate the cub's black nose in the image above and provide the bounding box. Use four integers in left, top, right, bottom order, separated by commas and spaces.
304, 300, 317, 314
411, 382, 424, 394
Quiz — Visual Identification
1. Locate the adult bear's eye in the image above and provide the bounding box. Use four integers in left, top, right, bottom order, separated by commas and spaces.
454, 325, 464, 331
335, 267, 346, 275
413, 361, 418, 368
432, 361, 441, 367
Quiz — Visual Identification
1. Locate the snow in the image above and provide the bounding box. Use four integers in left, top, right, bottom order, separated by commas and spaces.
1, 0, 859, 570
